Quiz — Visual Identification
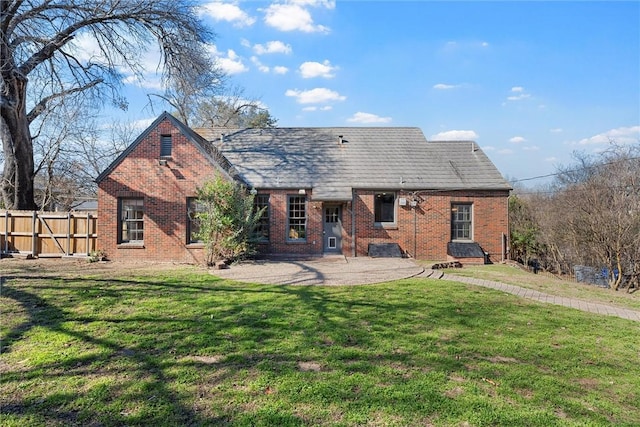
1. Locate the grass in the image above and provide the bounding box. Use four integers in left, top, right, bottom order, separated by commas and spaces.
435, 263, 640, 311
1, 261, 640, 426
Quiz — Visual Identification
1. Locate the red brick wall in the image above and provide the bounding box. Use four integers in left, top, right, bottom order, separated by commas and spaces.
352, 190, 509, 262
98, 118, 213, 263
257, 190, 324, 256
98, 118, 509, 263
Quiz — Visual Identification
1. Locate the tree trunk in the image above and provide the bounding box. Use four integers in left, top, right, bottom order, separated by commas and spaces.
1, 71, 37, 210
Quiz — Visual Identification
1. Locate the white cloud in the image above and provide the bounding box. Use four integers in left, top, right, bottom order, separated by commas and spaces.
208, 46, 248, 74
250, 56, 289, 74
506, 86, 531, 101
264, 3, 330, 33
509, 136, 526, 144
273, 66, 289, 75
482, 145, 496, 151
253, 40, 292, 55
131, 117, 157, 130
299, 60, 337, 78
200, 2, 255, 27
433, 83, 458, 90
302, 105, 332, 112
577, 126, 640, 146
250, 56, 270, 73
507, 93, 531, 101
430, 130, 479, 141
522, 145, 540, 151
291, 0, 336, 8
545, 156, 558, 162
121, 75, 163, 90
347, 112, 392, 124
285, 87, 346, 104
550, 128, 563, 133
498, 148, 514, 155
72, 32, 165, 89
70, 32, 109, 65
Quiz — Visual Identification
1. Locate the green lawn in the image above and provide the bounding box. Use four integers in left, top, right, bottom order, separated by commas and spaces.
1, 262, 639, 426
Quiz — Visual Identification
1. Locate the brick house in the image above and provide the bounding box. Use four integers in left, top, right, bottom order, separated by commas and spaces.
97, 112, 511, 264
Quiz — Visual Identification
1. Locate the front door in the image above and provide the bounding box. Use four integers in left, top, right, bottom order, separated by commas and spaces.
323, 205, 342, 254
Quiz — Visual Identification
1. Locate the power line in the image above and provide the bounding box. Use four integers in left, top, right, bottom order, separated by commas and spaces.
508, 155, 640, 184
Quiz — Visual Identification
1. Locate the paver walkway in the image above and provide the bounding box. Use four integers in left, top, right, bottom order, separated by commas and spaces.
422, 269, 640, 322
216, 257, 639, 322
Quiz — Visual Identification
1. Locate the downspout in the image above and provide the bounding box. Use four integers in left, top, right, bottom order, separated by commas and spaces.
505, 192, 510, 262
351, 189, 356, 257
413, 201, 417, 258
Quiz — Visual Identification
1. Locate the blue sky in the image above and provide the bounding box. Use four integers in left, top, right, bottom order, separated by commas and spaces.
107, 1, 640, 185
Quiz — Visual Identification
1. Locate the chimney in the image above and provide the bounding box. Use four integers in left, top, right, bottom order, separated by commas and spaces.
338, 135, 344, 144
220, 133, 225, 144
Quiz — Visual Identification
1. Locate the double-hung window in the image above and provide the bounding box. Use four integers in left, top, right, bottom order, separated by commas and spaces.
119, 198, 144, 243
374, 192, 396, 225
451, 203, 472, 240
287, 195, 306, 241
187, 198, 204, 244
253, 194, 270, 241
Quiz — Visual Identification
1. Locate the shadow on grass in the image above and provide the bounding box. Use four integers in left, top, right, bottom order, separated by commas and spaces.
1, 278, 210, 426
1, 269, 627, 426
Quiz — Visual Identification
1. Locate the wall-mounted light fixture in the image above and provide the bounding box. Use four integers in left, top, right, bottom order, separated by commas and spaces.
159, 159, 168, 166
298, 189, 306, 195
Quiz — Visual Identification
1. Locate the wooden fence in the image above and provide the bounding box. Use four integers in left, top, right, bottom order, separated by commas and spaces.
1, 210, 97, 258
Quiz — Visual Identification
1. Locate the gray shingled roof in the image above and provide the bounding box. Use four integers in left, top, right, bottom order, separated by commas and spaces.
195, 127, 511, 200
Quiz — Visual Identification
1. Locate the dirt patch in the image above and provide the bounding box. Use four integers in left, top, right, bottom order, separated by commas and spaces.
297, 361, 322, 372
444, 386, 464, 398
577, 378, 600, 389
0, 257, 201, 278
485, 355, 520, 363
183, 355, 225, 364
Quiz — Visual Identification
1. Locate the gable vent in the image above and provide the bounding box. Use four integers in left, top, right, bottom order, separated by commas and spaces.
160, 134, 172, 157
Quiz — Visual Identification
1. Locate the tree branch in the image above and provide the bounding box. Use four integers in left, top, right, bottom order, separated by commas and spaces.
26, 78, 103, 123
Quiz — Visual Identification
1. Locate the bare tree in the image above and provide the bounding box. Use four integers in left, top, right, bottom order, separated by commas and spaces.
191, 86, 278, 129
152, 82, 278, 129
529, 143, 640, 290
1, 0, 216, 209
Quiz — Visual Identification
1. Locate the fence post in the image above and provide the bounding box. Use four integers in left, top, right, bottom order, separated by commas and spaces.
67, 212, 72, 256
31, 211, 37, 257
86, 213, 91, 256
3, 211, 8, 255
